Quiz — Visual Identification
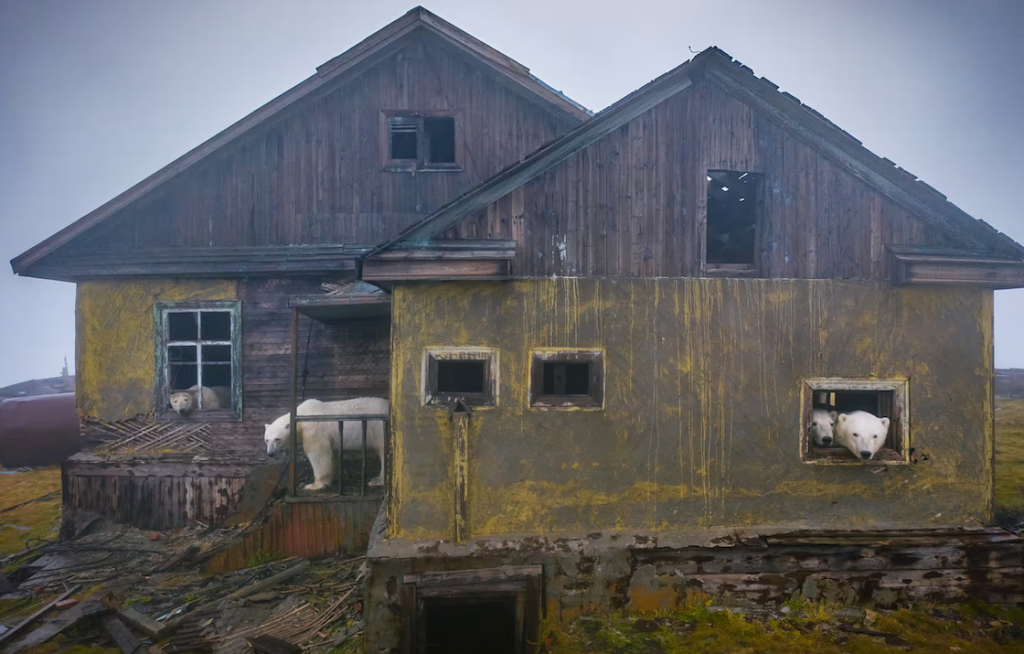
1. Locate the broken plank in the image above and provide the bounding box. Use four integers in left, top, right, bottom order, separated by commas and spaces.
4, 598, 108, 654
224, 560, 310, 601
102, 615, 141, 654
246, 635, 300, 654
118, 607, 174, 640
0, 584, 80, 648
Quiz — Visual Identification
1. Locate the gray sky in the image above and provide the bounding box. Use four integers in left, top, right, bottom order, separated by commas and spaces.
1, 0, 1022, 387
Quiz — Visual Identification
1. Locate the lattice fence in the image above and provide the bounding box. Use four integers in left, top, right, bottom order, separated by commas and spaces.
83, 414, 213, 454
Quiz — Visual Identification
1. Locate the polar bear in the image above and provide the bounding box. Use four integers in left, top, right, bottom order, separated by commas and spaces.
808, 407, 838, 446
169, 385, 231, 415
835, 410, 890, 461
264, 397, 388, 491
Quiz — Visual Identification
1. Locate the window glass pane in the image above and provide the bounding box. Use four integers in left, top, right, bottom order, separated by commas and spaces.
168, 312, 198, 341
201, 365, 232, 404
436, 360, 485, 394
168, 345, 197, 363
202, 344, 232, 362
169, 364, 197, 391
201, 311, 231, 341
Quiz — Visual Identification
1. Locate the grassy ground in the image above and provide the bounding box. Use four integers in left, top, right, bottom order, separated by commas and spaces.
0, 466, 62, 557
995, 398, 1024, 521
540, 599, 1024, 654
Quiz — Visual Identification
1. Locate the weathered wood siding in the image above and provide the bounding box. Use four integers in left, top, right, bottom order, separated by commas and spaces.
206, 498, 382, 572
444, 79, 953, 279
58, 33, 575, 255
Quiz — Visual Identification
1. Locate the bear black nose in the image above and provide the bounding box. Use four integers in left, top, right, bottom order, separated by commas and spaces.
860, 451, 872, 460
822, 437, 833, 445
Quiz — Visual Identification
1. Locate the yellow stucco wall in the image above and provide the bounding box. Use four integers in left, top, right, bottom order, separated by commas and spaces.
76, 279, 237, 422
388, 278, 994, 540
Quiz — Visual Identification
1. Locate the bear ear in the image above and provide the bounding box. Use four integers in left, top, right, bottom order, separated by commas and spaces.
265, 423, 270, 429
838, 413, 849, 423
829, 411, 838, 422
880, 417, 890, 429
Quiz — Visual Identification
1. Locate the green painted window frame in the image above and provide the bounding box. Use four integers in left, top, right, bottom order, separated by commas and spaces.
154, 300, 242, 420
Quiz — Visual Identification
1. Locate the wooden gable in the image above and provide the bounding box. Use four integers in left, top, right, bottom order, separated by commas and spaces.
13, 8, 587, 281
369, 49, 1024, 284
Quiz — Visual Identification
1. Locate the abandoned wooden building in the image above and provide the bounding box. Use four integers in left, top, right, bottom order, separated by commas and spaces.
12, 6, 1024, 653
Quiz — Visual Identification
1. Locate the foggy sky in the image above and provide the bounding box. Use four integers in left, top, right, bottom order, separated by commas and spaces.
1, 0, 1022, 386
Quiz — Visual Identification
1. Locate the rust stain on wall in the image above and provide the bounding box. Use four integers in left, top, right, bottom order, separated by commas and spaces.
388, 278, 994, 539
76, 279, 237, 422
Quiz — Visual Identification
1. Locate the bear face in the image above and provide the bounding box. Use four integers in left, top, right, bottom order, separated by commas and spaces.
808, 407, 838, 446
835, 410, 891, 461
264, 414, 291, 456
169, 392, 195, 415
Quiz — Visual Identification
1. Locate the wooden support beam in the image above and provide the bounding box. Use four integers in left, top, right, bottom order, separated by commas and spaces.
450, 400, 471, 545
362, 258, 511, 282
890, 252, 1024, 289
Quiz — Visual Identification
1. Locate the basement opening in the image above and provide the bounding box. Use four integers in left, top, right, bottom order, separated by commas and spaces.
706, 170, 761, 268
802, 379, 909, 465
423, 596, 517, 654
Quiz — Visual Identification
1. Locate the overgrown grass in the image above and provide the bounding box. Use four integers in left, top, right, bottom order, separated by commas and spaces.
539, 598, 1024, 654
0, 466, 62, 557
995, 399, 1024, 519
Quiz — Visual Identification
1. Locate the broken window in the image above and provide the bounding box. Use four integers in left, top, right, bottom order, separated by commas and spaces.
530, 350, 604, 409
423, 348, 497, 407
156, 301, 242, 417
385, 113, 460, 170
706, 170, 761, 268
801, 378, 909, 465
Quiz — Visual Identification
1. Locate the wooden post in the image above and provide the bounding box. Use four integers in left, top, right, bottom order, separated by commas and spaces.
449, 399, 471, 545
289, 307, 299, 497
361, 420, 368, 496
337, 420, 345, 495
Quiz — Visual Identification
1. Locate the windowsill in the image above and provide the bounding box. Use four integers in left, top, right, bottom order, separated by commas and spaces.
530, 395, 603, 411
705, 263, 759, 278
804, 446, 908, 465
158, 409, 242, 423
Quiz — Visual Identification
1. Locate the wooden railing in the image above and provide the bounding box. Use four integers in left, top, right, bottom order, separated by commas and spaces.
288, 414, 389, 497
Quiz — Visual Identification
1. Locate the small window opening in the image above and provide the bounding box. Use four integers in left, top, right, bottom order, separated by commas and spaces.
424, 117, 456, 164
543, 362, 590, 395
437, 360, 486, 394
530, 350, 603, 409
424, 348, 497, 407
802, 379, 909, 465
423, 597, 516, 654
707, 170, 760, 265
390, 119, 418, 160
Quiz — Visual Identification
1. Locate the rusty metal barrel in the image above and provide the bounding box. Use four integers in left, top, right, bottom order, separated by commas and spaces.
0, 393, 80, 468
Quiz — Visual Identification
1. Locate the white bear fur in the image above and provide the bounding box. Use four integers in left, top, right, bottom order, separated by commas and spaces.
169, 385, 231, 415
264, 397, 388, 491
808, 407, 838, 446
835, 410, 890, 461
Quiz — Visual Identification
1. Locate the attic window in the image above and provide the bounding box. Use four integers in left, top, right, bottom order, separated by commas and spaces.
384, 112, 461, 171
423, 348, 497, 407
706, 170, 761, 273
801, 378, 909, 465
530, 350, 604, 410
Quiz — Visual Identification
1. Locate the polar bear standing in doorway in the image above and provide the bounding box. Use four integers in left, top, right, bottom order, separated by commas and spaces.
264, 397, 388, 491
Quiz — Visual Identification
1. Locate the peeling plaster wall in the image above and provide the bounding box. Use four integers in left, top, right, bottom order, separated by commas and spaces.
388, 278, 994, 539
76, 279, 237, 422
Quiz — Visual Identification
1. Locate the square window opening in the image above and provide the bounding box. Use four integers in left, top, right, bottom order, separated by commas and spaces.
437, 360, 486, 394
802, 379, 909, 465
530, 350, 603, 409
424, 116, 456, 164
390, 120, 418, 160
423, 348, 497, 408
423, 596, 516, 654
706, 170, 760, 266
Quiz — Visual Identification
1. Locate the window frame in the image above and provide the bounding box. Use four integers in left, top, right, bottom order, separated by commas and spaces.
704, 169, 764, 278
422, 347, 498, 408
154, 300, 242, 421
381, 109, 464, 173
800, 378, 910, 465
528, 349, 604, 410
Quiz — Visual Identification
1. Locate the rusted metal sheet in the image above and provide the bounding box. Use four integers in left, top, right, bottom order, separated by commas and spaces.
206, 497, 381, 573
0, 393, 79, 468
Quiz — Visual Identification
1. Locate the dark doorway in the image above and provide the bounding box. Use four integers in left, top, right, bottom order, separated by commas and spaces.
423, 596, 517, 654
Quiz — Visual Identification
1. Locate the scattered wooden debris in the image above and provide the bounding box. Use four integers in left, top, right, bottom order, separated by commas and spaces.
0, 584, 81, 648
246, 635, 300, 654
4, 597, 108, 654
101, 614, 141, 654
118, 606, 174, 640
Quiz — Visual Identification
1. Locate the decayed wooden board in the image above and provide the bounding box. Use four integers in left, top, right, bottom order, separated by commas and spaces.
361, 258, 510, 280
